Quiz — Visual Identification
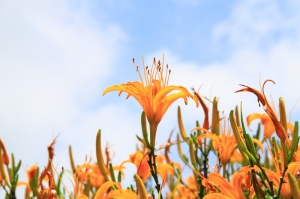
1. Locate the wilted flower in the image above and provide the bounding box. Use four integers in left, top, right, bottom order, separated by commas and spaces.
235, 80, 287, 141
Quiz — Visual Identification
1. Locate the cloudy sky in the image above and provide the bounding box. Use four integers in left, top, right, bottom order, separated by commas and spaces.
1, 0, 300, 197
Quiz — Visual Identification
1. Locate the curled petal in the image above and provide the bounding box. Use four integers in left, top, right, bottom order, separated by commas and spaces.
94, 181, 122, 199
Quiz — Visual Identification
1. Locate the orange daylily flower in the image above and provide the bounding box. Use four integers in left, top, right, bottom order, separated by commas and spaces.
203, 193, 232, 199
247, 113, 294, 139
195, 127, 237, 166
75, 163, 106, 188
156, 163, 174, 187
202, 173, 244, 199
196, 127, 237, 165
233, 163, 300, 199
231, 166, 257, 198
0, 139, 9, 166
16, 165, 39, 198
167, 174, 199, 199
127, 150, 152, 182
94, 181, 140, 199
121, 150, 173, 186
172, 175, 198, 199
103, 56, 198, 146
235, 80, 287, 141
261, 162, 300, 199
27, 164, 38, 182
229, 150, 244, 163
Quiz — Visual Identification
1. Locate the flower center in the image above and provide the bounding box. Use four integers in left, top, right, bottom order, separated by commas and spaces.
133, 54, 171, 89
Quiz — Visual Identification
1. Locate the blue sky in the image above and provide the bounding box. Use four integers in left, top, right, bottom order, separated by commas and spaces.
1, 0, 300, 197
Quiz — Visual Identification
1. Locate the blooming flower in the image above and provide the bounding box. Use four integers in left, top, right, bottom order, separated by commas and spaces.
76, 163, 106, 188
93, 181, 140, 199
121, 149, 172, 186
122, 150, 153, 182
202, 173, 245, 199
194, 122, 263, 166
247, 113, 294, 139
103, 56, 198, 146
195, 127, 237, 166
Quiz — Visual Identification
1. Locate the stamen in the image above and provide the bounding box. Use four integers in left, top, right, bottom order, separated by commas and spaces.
165, 69, 171, 86
157, 60, 165, 87
136, 66, 145, 86
145, 66, 150, 85
142, 56, 148, 86
147, 66, 153, 85
159, 66, 165, 88
154, 61, 160, 81
150, 65, 155, 84
147, 69, 151, 85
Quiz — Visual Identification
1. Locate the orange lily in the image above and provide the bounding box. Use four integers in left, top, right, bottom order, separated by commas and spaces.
172, 175, 198, 199
231, 166, 257, 198
94, 181, 140, 199
194, 127, 237, 166
26, 164, 38, 182
16, 165, 39, 198
103, 56, 198, 146
235, 80, 287, 141
121, 149, 173, 186
76, 163, 106, 188
194, 121, 264, 163
202, 173, 245, 199
231, 163, 300, 199
123, 150, 152, 182
262, 162, 300, 199
247, 113, 294, 139
0, 139, 9, 166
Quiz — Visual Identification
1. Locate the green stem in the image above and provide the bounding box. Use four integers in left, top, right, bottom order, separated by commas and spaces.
148, 122, 162, 198
147, 147, 162, 198
222, 163, 226, 179
150, 123, 158, 148
256, 162, 274, 196
277, 166, 288, 199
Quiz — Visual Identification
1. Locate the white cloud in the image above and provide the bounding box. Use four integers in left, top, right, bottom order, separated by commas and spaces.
213, 0, 300, 48
0, 1, 129, 197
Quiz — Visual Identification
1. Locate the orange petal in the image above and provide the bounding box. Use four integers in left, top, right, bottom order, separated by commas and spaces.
94, 181, 122, 199
203, 193, 233, 199
157, 163, 174, 187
